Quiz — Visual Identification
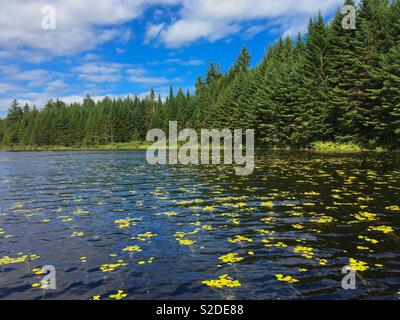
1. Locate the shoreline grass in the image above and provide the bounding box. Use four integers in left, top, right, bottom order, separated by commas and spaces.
0, 141, 152, 152
0, 141, 394, 153
310, 141, 365, 153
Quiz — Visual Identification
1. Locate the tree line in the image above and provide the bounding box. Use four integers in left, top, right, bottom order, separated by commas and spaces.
1, 0, 399, 149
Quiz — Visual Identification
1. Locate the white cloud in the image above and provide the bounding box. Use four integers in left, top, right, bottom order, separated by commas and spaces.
84, 53, 103, 61
46, 79, 69, 92
13, 69, 50, 82
115, 48, 126, 54
0, 0, 345, 57
149, 58, 205, 66
71, 62, 124, 83
144, 23, 165, 44
0, 65, 50, 83
156, 0, 343, 47
0, 83, 22, 95
126, 68, 180, 85
127, 75, 170, 85
159, 19, 240, 47
0, 0, 181, 61
170, 59, 205, 66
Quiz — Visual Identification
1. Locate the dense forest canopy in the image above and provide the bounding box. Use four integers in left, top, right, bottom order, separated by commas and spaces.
1, 0, 399, 149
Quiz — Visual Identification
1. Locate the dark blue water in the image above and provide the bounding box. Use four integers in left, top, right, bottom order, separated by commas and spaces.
0, 150, 399, 300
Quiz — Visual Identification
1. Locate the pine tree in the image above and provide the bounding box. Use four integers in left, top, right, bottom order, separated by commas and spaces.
230, 45, 252, 75
300, 12, 333, 143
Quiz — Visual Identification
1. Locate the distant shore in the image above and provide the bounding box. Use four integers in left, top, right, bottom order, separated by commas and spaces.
0, 141, 152, 152
0, 141, 394, 153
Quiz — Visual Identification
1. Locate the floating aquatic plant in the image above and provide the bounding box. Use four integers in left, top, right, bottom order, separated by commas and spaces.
349, 258, 369, 272
368, 225, 394, 234
123, 245, 142, 252
109, 290, 127, 300
202, 274, 241, 288
219, 253, 243, 264
100, 260, 127, 273
228, 235, 253, 243
276, 274, 299, 284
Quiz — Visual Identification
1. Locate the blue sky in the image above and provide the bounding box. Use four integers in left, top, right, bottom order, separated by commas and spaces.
0, 0, 344, 117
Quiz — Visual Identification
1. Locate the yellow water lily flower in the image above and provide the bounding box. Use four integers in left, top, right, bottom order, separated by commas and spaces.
353, 212, 377, 222
114, 217, 138, 229
219, 253, 243, 264
228, 235, 253, 243
32, 268, 44, 275
256, 229, 275, 235
293, 246, 314, 259
160, 211, 178, 217
385, 206, 400, 211
260, 201, 274, 207
262, 240, 287, 248
0, 254, 39, 266
123, 245, 142, 252
310, 216, 333, 224
349, 258, 369, 272
276, 274, 299, 284
100, 260, 127, 272
303, 202, 316, 207
368, 225, 394, 234
202, 274, 241, 288
72, 208, 89, 215
177, 239, 195, 246
304, 192, 320, 196
203, 206, 216, 211
109, 290, 127, 300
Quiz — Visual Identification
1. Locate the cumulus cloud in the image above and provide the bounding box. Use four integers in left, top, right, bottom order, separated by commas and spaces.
71, 62, 125, 83
0, 0, 180, 60
149, 58, 205, 66
46, 79, 69, 92
0, 83, 23, 95
0, 66, 63, 91
155, 0, 343, 47
144, 23, 166, 44
126, 68, 179, 85
0, 0, 345, 57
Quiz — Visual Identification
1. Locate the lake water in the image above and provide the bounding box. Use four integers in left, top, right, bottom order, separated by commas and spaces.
0, 150, 399, 300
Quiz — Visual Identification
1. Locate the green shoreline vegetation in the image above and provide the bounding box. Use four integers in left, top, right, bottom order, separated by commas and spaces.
1, 0, 399, 152
0, 141, 389, 153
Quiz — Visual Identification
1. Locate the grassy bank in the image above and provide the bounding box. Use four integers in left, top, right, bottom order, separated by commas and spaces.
1, 140, 391, 153
310, 141, 365, 153
0, 141, 153, 152
309, 141, 391, 153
